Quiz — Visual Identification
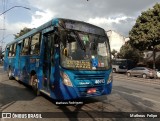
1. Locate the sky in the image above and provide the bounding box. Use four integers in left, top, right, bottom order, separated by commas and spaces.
0, 0, 159, 50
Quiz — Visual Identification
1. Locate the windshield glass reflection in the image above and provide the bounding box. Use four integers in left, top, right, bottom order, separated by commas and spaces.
60, 30, 111, 70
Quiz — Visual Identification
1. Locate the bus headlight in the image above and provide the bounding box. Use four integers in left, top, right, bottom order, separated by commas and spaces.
107, 73, 113, 84
61, 72, 73, 87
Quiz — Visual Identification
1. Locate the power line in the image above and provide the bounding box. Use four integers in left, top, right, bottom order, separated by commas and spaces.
0, 5, 30, 50
0, 6, 30, 16
1, 0, 6, 48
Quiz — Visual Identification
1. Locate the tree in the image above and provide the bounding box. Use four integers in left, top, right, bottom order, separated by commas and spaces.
111, 49, 117, 58
116, 52, 122, 59
119, 43, 144, 64
129, 3, 160, 69
14, 27, 32, 38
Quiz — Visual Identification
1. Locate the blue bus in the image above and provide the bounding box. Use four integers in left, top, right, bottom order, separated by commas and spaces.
112, 59, 135, 73
4, 18, 112, 100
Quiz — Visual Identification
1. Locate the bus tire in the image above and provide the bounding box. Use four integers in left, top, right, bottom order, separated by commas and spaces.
142, 74, 147, 79
8, 68, 14, 80
30, 75, 40, 96
113, 68, 116, 73
33, 82, 40, 96
127, 72, 131, 77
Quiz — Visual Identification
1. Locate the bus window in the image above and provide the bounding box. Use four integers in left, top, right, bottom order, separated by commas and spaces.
8, 45, 12, 57
12, 43, 17, 56
60, 31, 111, 70
21, 38, 30, 55
30, 33, 40, 55
8, 43, 17, 57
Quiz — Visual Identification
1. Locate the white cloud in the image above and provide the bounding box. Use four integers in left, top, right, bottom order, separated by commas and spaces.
8, 0, 158, 37
29, 9, 56, 28
2, 10, 53, 37
5, 9, 55, 33
1, 0, 159, 49
1, 9, 56, 47
88, 16, 133, 26
87, 16, 135, 36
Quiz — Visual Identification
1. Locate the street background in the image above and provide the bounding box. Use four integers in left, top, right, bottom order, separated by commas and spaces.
0, 66, 160, 121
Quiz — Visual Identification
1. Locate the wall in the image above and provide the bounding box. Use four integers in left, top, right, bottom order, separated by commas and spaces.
106, 30, 129, 52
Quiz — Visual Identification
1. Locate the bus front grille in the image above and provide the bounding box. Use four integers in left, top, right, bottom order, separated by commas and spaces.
74, 74, 105, 80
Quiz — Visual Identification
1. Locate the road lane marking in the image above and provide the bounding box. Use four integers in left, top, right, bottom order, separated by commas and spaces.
113, 76, 160, 87
113, 89, 160, 105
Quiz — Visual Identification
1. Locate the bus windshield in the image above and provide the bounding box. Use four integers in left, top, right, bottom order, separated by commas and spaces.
113, 60, 127, 65
60, 30, 111, 70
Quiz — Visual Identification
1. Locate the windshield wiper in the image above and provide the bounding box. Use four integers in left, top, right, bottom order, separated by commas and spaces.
73, 31, 86, 51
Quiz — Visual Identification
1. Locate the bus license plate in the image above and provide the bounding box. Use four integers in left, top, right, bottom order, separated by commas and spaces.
87, 88, 96, 94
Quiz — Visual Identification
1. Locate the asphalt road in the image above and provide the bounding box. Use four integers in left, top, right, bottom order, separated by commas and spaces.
0, 66, 160, 121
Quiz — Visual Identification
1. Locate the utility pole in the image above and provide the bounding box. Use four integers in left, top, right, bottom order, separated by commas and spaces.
0, 6, 31, 50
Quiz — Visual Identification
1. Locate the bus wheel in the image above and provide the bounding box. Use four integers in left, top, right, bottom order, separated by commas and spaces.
30, 75, 40, 96
113, 68, 116, 73
142, 74, 147, 79
127, 72, 131, 77
8, 69, 14, 80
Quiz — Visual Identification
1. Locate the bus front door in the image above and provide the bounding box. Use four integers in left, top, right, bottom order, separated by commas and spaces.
42, 33, 53, 92
15, 43, 21, 80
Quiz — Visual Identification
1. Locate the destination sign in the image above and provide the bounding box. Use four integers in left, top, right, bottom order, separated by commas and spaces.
66, 60, 91, 69
64, 21, 105, 36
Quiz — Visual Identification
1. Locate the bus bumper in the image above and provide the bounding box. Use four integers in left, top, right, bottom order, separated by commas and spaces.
53, 82, 112, 100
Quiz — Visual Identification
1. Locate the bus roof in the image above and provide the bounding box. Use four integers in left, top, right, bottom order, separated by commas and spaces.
6, 18, 106, 46
112, 59, 132, 61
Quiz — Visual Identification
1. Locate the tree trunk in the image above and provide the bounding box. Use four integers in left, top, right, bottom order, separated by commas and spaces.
153, 46, 156, 70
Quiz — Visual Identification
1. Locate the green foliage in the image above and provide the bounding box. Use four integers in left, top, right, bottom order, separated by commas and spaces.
119, 43, 144, 64
129, 3, 160, 50
14, 27, 32, 39
111, 49, 117, 58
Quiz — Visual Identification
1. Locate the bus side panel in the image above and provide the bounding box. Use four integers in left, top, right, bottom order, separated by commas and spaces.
29, 56, 43, 88
48, 47, 78, 100
14, 44, 21, 78
103, 82, 112, 94
49, 47, 61, 99
19, 56, 30, 84
7, 57, 16, 77
37, 35, 44, 90
36, 66, 43, 91
49, 70, 79, 100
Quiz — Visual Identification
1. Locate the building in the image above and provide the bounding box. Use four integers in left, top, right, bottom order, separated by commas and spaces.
144, 51, 160, 69
106, 30, 129, 52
